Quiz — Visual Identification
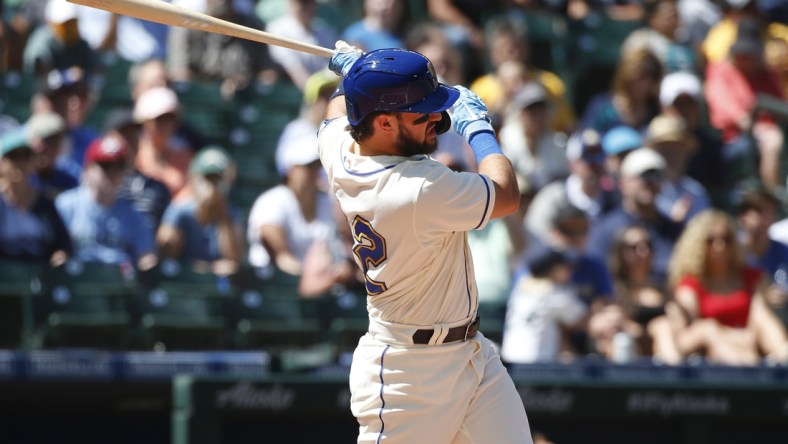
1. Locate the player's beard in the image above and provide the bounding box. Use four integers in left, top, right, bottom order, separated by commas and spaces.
395, 126, 438, 157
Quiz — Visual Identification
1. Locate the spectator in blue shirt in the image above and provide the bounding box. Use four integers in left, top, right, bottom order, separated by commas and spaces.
156, 146, 243, 275
56, 135, 156, 269
340, 0, 408, 51
0, 127, 71, 264
736, 187, 788, 283
587, 147, 684, 282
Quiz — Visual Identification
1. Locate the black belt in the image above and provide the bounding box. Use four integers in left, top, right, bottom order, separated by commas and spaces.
412, 316, 479, 345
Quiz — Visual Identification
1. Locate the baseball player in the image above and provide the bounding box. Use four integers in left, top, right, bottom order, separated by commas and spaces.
318, 41, 533, 443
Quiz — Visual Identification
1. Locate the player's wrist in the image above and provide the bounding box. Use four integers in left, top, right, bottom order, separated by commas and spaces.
469, 131, 503, 163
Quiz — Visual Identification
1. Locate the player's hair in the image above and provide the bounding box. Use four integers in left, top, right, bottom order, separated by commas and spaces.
347, 111, 384, 143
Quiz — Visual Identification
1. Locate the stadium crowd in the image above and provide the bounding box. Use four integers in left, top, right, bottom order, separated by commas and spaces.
1, 0, 788, 366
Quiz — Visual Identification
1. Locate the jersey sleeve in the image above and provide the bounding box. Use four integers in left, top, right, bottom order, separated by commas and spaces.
415, 165, 496, 233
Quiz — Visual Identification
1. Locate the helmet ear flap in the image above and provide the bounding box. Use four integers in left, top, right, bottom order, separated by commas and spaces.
436, 111, 451, 135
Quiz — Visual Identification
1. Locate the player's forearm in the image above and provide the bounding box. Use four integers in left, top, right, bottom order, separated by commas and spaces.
478, 153, 519, 219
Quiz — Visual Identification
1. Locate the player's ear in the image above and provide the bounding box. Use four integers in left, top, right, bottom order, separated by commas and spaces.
374, 113, 396, 135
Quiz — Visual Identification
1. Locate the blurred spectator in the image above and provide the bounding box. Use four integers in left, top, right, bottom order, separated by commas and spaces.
499, 82, 569, 192
56, 135, 156, 269
107, 108, 172, 232
546, 204, 618, 353
408, 25, 466, 87
133, 86, 193, 198
658, 71, 728, 206
275, 69, 338, 180
621, 0, 698, 73
0, 1, 26, 72
676, 0, 722, 56
76, 3, 168, 61
35, 66, 100, 178
646, 113, 711, 224
736, 188, 788, 281
580, 48, 663, 135
157, 146, 242, 275
426, 0, 487, 80
765, 33, 788, 97
25, 111, 78, 199
167, 0, 278, 99
247, 140, 334, 276
0, 127, 71, 264
657, 209, 788, 365
265, 0, 337, 90
704, 17, 785, 190
129, 58, 207, 150
701, 0, 788, 65
470, 17, 575, 133
608, 225, 670, 357
23, 0, 97, 76
587, 148, 683, 282
601, 125, 643, 180
340, 0, 408, 51
525, 129, 617, 240
501, 245, 587, 363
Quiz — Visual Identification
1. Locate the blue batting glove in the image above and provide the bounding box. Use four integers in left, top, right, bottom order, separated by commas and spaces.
448, 86, 494, 142
329, 40, 363, 77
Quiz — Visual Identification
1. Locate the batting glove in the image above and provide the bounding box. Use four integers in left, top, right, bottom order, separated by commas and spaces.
449, 86, 494, 142
329, 40, 363, 77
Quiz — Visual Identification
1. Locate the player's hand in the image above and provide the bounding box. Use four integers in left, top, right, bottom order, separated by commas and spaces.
329, 40, 363, 77
448, 85, 494, 142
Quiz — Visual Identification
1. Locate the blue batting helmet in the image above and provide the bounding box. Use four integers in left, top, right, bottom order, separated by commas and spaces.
343, 48, 460, 126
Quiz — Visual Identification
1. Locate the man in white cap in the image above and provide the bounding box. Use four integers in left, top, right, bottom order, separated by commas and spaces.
587, 147, 684, 281
659, 71, 727, 205
248, 135, 335, 276
22, 0, 97, 76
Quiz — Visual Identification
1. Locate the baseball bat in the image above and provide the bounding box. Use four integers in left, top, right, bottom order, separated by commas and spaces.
66, 0, 335, 58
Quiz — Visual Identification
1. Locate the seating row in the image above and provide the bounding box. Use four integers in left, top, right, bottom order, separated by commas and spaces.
0, 259, 368, 355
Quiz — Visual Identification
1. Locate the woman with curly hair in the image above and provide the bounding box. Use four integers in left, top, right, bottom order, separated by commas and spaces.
654, 209, 788, 365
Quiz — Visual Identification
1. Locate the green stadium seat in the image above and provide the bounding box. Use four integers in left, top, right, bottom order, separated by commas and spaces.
0, 260, 46, 349
35, 261, 134, 350
131, 259, 230, 351
225, 266, 323, 351
327, 289, 368, 353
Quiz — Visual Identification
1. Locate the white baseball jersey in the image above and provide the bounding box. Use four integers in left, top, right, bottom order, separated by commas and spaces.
501, 277, 588, 363
319, 117, 532, 444
318, 117, 495, 327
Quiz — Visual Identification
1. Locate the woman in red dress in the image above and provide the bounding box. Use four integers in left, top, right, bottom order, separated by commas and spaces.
655, 209, 788, 365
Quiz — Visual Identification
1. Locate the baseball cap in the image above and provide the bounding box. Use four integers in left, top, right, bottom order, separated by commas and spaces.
133, 86, 180, 122
41, 66, 87, 96
190, 145, 233, 176
84, 136, 128, 165
645, 114, 696, 148
620, 147, 666, 178
659, 71, 701, 107
602, 126, 643, 156
511, 82, 549, 110
303, 69, 340, 105
46, 0, 79, 24
279, 136, 320, 176
524, 245, 568, 278
0, 126, 31, 157
566, 128, 605, 164
27, 112, 66, 140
